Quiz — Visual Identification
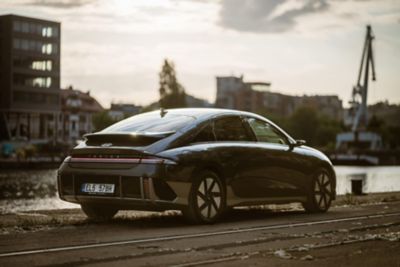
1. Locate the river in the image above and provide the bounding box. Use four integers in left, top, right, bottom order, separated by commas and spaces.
1, 166, 399, 214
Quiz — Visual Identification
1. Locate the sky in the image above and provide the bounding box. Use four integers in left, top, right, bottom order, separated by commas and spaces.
1, 0, 399, 108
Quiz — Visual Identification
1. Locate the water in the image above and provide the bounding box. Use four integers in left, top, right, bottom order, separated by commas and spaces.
0, 169, 78, 214
0, 167, 399, 214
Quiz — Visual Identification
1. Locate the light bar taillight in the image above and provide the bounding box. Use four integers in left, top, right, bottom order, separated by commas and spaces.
68, 157, 176, 165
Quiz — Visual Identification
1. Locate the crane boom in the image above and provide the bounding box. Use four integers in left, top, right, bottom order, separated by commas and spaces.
351, 25, 376, 132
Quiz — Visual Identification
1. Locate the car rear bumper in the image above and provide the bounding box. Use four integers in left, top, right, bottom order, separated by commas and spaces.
57, 159, 190, 211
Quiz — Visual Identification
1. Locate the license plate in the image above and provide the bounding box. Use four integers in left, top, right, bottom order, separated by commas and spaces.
81, 183, 115, 194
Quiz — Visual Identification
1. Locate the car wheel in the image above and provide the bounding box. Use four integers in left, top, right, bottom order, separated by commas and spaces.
303, 169, 334, 213
81, 204, 118, 222
183, 171, 226, 224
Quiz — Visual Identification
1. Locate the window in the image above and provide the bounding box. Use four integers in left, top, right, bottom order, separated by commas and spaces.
52, 44, 58, 54
21, 40, 29, 50
46, 94, 58, 104
12, 39, 57, 55
22, 22, 29, 33
42, 26, 54, 37
46, 60, 52, 70
13, 21, 21, 32
42, 43, 52, 54
13, 39, 20, 50
13, 92, 31, 103
13, 56, 53, 71
103, 112, 195, 133
13, 74, 52, 88
29, 40, 36, 51
53, 27, 59, 37
36, 41, 42, 52
32, 60, 52, 71
214, 116, 251, 142
13, 92, 57, 104
32, 77, 51, 87
36, 24, 42, 35
247, 118, 287, 145
29, 23, 36, 34
192, 123, 215, 143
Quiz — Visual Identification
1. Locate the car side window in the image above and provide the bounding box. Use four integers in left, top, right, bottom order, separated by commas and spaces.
247, 118, 288, 145
214, 117, 252, 142
192, 123, 215, 143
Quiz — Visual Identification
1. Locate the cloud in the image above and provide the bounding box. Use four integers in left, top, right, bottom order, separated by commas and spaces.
218, 0, 330, 33
26, 0, 95, 9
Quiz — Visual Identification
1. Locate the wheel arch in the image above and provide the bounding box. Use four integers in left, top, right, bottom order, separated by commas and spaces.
190, 162, 226, 186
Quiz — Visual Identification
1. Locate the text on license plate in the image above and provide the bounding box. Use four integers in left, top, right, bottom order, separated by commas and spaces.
81, 183, 115, 194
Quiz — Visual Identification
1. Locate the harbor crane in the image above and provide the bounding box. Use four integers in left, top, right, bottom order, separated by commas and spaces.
349, 25, 376, 131
335, 25, 382, 164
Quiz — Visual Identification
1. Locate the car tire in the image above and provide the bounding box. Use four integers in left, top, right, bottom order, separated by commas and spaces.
182, 170, 226, 224
303, 169, 334, 213
81, 204, 118, 222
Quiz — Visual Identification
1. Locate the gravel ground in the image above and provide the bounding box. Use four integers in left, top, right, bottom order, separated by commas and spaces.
1, 192, 400, 235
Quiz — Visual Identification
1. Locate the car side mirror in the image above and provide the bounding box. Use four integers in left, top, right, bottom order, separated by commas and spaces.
295, 140, 306, 146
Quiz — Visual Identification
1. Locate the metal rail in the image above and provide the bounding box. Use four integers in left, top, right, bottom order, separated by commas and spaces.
1, 211, 400, 258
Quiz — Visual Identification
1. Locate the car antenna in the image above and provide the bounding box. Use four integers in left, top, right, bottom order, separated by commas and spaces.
160, 108, 167, 117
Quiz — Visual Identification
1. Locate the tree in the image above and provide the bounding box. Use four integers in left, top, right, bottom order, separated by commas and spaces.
159, 59, 186, 109
315, 115, 343, 149
283, 106, 343, 149
288, 106, 320, 146
92, 111, 117, 132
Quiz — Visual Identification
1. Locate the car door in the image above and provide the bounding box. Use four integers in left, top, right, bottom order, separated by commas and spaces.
230, 117, 308, 198
203, 115, 259, 194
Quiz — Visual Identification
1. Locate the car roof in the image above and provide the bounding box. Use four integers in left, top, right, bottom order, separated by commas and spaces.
157, 108, 256, 120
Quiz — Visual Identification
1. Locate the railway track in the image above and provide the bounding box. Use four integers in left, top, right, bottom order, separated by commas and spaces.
1, 211, 400, 260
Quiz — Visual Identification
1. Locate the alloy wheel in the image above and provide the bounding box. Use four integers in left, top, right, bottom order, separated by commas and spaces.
313, 172, 332, 211
196, 177, 222, 220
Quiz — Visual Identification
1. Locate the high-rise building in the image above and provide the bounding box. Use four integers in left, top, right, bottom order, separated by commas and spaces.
216, 76, 244, 109
0, 14, 61, 142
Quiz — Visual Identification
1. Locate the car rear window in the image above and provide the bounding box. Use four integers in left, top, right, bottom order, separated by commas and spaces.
102, 112, 195, 133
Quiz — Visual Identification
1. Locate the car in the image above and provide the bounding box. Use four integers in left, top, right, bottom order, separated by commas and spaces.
58, 108, 336, 224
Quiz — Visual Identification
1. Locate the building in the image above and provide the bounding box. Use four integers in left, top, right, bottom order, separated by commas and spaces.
60, 86, 103, 144
108, 103, 142, 121
216, 76, 272, 112
215, 75, 343, 120
0, 14, 61, 143
216, 76, 245, 109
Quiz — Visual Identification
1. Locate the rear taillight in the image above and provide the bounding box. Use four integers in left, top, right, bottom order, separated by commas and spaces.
68, 156, 176, 165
